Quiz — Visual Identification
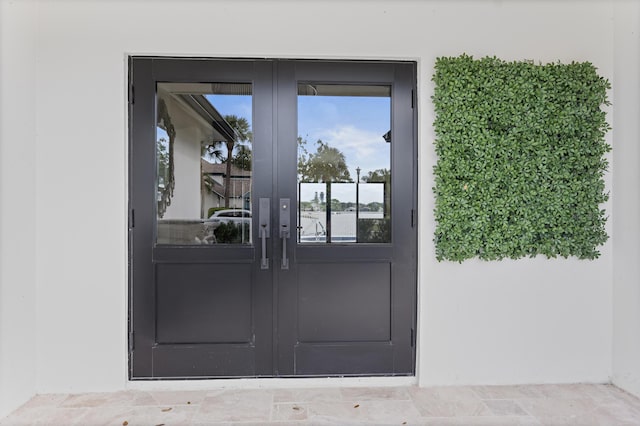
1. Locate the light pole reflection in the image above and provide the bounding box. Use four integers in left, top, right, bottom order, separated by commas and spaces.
356, 166, 361, 242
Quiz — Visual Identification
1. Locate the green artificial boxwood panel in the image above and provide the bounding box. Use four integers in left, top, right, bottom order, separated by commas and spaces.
432, 55, 611, 261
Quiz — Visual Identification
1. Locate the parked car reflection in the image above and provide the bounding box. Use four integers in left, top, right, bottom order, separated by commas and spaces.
207, 209, 252, 227
205, 209, 252, 244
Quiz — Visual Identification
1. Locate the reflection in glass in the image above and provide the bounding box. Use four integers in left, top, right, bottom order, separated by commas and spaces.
156, 82, 252, 245
297, 84, 391, 244
156, 99, 175, 219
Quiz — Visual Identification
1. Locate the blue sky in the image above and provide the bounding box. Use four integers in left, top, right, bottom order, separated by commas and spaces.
298, 95, 391, 178
206, 94, 252, 123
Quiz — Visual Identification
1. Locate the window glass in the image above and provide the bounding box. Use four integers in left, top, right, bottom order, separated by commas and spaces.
156, 82, 253, 245
297, 84, 391, 244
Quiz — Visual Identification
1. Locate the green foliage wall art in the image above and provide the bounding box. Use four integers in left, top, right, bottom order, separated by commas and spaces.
432, 55, 611, 261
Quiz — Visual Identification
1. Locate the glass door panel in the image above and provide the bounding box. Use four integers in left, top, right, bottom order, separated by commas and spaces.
296, 84, 391, 244
156, 82, 253, 245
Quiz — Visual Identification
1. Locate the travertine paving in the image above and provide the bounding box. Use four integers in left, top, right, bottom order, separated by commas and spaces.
2, 384, 640, 425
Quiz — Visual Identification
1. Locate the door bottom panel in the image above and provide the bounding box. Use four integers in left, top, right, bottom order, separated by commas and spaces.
152, 344, 256, 377
294, 342, 397, 376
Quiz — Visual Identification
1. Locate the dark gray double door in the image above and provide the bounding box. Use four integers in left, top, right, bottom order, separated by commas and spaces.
129, 58, 417, 378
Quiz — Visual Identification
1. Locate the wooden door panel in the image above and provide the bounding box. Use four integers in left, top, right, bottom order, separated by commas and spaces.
152, 344, 256, 377
156, 263, 253, 344
294, 343, 394, 376
298, 262, 391, 342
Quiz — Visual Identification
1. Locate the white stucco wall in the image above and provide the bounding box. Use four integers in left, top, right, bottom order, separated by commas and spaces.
2, 0, 639, 413
0, 0, 38, 417
612, 0, 640, 398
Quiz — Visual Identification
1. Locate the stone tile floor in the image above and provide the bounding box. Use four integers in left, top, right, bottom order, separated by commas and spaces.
2, 384, 640, 425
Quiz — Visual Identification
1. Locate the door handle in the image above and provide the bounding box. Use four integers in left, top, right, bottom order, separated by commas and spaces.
259, 198, 270, 270
280, 198, 290, 270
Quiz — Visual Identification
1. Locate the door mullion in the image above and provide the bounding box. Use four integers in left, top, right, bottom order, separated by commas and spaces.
274, 60, 298, 376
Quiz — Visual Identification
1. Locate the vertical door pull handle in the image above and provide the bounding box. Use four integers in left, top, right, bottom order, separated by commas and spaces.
280, 198, 290, 270
259, 198, 270, 270
281, 225, 289, 269
260, 225, 269, 269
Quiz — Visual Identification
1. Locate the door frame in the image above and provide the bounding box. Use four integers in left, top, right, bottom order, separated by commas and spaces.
127, 57, 418, 380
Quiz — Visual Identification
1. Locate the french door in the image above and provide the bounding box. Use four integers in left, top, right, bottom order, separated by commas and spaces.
129, 58, 417, 378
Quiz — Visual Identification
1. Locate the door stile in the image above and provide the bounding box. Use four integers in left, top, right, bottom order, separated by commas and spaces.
389, 62, 418, 373
251, 60, 276, 376
274, 60, 298, 376
130, 57, 157, 378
